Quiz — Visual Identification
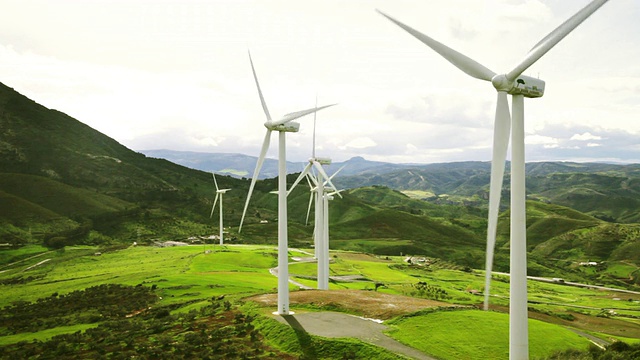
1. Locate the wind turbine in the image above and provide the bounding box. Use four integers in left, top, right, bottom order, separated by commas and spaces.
210, 173, 231, 246
377, 1, 609, 358
239, 51, 335, 315
318, 185, 343, 289
287, 104, 342, 290
304, 169, 343, 290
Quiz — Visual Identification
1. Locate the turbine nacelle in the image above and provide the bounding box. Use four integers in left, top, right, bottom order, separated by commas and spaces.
491, 74, 545, 98
265, 121, 300, 133
323, 186, 337, 194
311, 157, 332, 165
309, 185, 337, 193
510, 75, 545, 98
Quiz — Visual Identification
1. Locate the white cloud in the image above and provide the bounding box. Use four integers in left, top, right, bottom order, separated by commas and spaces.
570, 132, 602, 141
0, 0, 638, 165
405, 143, 418, 153
526, 134, 558, 146
340, 137, 377, 150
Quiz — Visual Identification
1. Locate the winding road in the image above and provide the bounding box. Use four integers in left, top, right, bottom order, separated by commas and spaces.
274, 311, 437, 360
268, 254, 436, 359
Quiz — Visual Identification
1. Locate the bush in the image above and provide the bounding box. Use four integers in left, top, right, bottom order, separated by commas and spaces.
556, 312, 576, 321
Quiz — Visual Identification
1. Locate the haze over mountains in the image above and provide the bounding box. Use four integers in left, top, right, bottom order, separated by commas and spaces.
139, 149, 406, 179
141, 149, 640, 224
1, 81, 639, 282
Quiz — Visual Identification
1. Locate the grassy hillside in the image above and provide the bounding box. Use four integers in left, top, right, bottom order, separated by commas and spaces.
0, 82, 253, 244
1, 80, 639, 281
527, 172, 640, 223
336, 160, 640, 224
0, 173, 132, 218
489, 200, 640, 286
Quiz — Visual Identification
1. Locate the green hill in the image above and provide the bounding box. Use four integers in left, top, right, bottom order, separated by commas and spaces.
0, 82, 250, 245
336, 161, 640, 224
1, 80, 638, 278
0, 173, 132, 218
527, 172, 640, 223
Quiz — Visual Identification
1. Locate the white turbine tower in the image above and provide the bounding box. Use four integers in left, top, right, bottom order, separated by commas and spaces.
210, 173, 231, 246
378, 1, 609, 358
287, 106, 342, 290
239, 51, 335, 315
319, 185, 343, 289
290, 168, 342, 290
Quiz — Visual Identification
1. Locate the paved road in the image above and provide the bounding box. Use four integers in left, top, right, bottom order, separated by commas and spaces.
493, 272, 640, 295
274, 311, 437, 360
269, 266, 313, 290
564, 327, 610, 349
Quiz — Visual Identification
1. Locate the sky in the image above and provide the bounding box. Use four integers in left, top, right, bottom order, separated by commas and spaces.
1, 0, 639, 164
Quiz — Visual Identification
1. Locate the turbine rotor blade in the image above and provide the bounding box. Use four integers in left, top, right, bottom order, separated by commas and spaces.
288, 163, 313, 196
313, 95, 318, 159
328, 189, 344, 198
484, 91, 511, 311
306, 192, 314, 226
211, 194, 219, 218
248, 50, 272, 122
376, 10, 496, 82
313, 161, 338, 194
329, 165, 346, 180
239, 129, 272, 232
212, 173, 220, 192
506, 0, 609, 81
319, 165, 345, 198
326, 165, 346, 198
305, 172, 316, 188
306, 172, 318, 188
273, 104, 337, 126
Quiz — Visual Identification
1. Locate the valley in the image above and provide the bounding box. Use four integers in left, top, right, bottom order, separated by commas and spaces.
1, 81, 639, 358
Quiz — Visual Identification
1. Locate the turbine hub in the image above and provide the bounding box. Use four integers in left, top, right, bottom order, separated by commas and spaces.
491, 74, 513, 92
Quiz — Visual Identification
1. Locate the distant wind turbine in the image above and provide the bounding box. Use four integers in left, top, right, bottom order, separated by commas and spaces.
210, 173, 231, 246
287, 102, 342, 290
239, 51, 335, 315
377, 1, 610, 358
318, 185, 343, 289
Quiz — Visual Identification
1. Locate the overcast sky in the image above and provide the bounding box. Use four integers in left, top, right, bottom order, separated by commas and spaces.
1, 0, 639, 164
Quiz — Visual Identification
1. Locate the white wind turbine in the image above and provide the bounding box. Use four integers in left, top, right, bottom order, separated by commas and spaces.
287, 105, 342, 290
239, 51, 335, 315
210, 173, 231, 246
378, 1, 609, 358
318, 184, 343, 289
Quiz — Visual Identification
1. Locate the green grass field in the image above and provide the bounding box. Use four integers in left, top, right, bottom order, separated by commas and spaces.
386, 309, 592, 360
1, 244, 639, 359
0, 323, 100, 346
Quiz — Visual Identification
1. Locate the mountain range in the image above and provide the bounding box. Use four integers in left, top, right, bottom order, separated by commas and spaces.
142, 149, 640, 223
139, 149, 407, 179
1, 81, 639, 286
